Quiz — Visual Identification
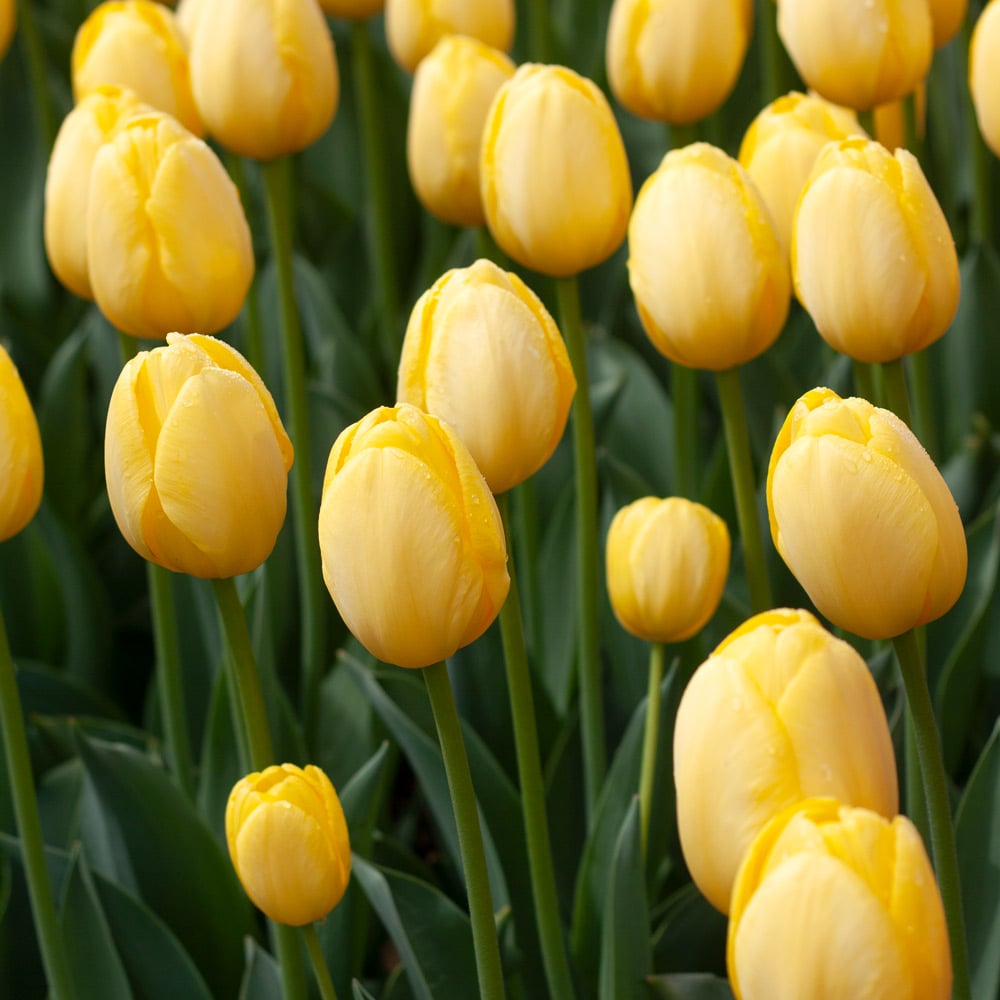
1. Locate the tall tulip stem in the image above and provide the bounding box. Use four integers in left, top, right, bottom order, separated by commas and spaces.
964, 13, 994, 247
756, 0, 785, 104
881, 357, 913, 427
672, 364, 699, 499
638, 641, 665, 862
892, 628, 971, 1000
226, 154, 266, 374
423, 661, 506, 1000
303, 923, 338, 1000
16, 0, 57, 152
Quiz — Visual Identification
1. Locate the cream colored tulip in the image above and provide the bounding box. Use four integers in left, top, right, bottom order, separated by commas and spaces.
0, 346, 44, 543
970, 0, 1000, 159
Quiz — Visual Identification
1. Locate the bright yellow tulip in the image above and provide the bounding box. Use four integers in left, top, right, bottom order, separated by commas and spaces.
0, 0, 15, 61
970, 0, 1000, 160
0, 346, 43, 543
929, 0, 966, 49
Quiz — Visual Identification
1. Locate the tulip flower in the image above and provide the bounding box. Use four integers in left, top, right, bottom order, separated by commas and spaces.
673, 609, 899, 914
929, 0, 966, 49
791, 138, 959, 363
227, 764, 351, 926
777, 0, 932, 111
480, 63, 633, 277
628, 142, 790, 371
970, 0, 1000, 160
318, 0, 384, 17
605, 497, 730, 644
72, 0, 203, 136
0, 346, 43, 543
766, 388, 967, 640
407, 36, 515, 227
105, 333, 293, 579
397, 259, 576, 494
187, 0, 338, 160
728, 798, 951, 1000
86, 111, 254, 340
606, 0, 752, 125
385, 0, 514, 74
0, 0, 14, 61
318, 403, 510, 669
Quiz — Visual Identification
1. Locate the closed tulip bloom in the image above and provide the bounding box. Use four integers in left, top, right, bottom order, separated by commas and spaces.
606, 0, 752, 125
606, 497, 730, 643
970, 1, 1000, 159
480, 63, 633, 277
929, 0, 966, 49
767, 388, 967, 640
777, 0, 932, 111
674, 609, 899, 914
397, 259, 575, 493
72, 1, 203, 136
187, 0, 338, 160
728, 798, 951, 1000
318, 0, 384, 18
318, 403, 509, 669
0, 347, 43, 543
105, 332, 293, 579
407, 36, 515, 227
226, 764, 351, 927
0, 0, 14, 61
87, 111, 254, 340
628, 143, 789, 371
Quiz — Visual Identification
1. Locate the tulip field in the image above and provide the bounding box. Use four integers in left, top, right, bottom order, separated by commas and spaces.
3, 0, 1000, 997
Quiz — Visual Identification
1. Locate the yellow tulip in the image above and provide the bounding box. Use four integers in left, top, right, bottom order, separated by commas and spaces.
737, 91, 864, 257
397, 259, 576, 494
318, 403, 509, 669
0, 346, 43, 543
970, 1, 1000, 160
606, 0, 752, 125
104, 332, 293, 579
72, 0, 203, 136
317, 0, 384, 18
929, 0, 966, 49
385, 0, 514, 74
791, 139, 959, 363
0, 0, 14, 61
777, 0, 932, 111
673, 609, 899, 914
605, 497, 730, 644
627, 142, 789, 371
407, 35, 515, 227
767, 388, 967, 640
187, 0, 338, 160
86, 111, 254, 340
872, 84, 926, 153
728, 798, 951, 1000
226, 764, 351, 927
480, 63, 633, 277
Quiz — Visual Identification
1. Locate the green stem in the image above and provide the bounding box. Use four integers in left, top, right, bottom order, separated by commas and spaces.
881, 357, 913, 427
555, 275, 606, 822
755, 0, 785, 105
669, 122, 699, 150
0, 607, 75, 999
858, 108, 876, 138
907, 351, 937, 460
513, 478, 542, 660
903, 89, 924, 163
891, 629, 971, 1000
638, 642, 665, 862
16, 0, 58, 152
303, 923, 338, 1000
714, 368, 773, 613
671, 364, 699, 499
226, 154, 265, 374
423, 662, 506, 1000
261, 156, 326, 751
852, 359, 878, 403
497, 495, 576, 1000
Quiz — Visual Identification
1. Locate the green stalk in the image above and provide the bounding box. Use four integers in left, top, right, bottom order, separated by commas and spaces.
638, 642, 665, 862
858, 108, 876, 138
671, 364, 699, 499
903, 89, 925, 163
0, 607, 75, 999
755, 0, 785, 105
303, 923, 338, 1000
225, 154, 265, 374
852, 359, 878, 403
423, 661, 506, 1000
513, 477, 542, 659
16, 0, 57, 152
525, 0, 552, 62
964, 11, 994, 247
497, 495, 576, 1000
892, 629, 971, 1000
881, 357, 913, 427
714, 368, 773, 613
555, 275, 606, 821
261, 156, 326, 750
907, 351, 937, 460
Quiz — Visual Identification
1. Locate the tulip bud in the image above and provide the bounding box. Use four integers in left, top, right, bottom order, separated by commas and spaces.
226, 764, 351, 927
929, 0, 966, 49
72, 0, 203, 136
605, 497, 730, 644
627, 142, 789, 371
318, 403, 510, 669
0, 0, 14, 61
386, 0, 514, 74
105, 332, 293, 579
407, 36, 515, 227
728, 798, 951, 1000
767, 388, 967, 640
674, 609, 899, 914
777, 0, 932, 111
792, 139, 958, 364
86, 111, 254, 340
480, 63, 633, 277
187, 0, 338, 161
606, 0, 752, 125
397, 259, 575, 494
970, 1, 1000, 160
0, 346, 43, 543
737, 92, 864, 257
317, 0, 384, 18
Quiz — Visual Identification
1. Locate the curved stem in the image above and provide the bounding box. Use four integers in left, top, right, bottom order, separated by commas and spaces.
423, 661, 506, 1000
671, 364, 699, 499
16, 0, 57, 152
638, 642, 665, 862
303, 922, 338, 1000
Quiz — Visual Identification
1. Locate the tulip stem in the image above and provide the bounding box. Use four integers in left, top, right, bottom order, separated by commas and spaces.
908, 351, 938, 461
423, 661, 506, 1000
853, 360, 878, 404
513, 478, 542, 658
303, 923, 338, 1000
16, 0, 58, 152
964, 17, 994, 247
526, 0, 553, 62
672, 364, 699, 499
0, 605, 76, 1000
261, 155, 327, 752
638, 641, 665, 862
226, 154, 266, 374
497, 495, 576, 1000
555, 274, 606, 823
881, 357, 913, 427
714, 367, 773, 613
755, 0, 785, 104
892, 628, 971, 1000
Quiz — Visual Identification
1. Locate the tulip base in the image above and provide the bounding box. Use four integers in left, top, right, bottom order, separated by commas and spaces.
303, 922, 338, 1000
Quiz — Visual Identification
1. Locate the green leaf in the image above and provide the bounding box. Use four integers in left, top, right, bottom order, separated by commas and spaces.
650, 883, 728, 978
238, 937, 283, 1000
645, 972, 735, 1000
352, 982, 379, 1000
316, 663, 378, 791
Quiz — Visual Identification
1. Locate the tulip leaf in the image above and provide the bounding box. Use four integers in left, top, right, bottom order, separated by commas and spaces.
238, 937, 283, 1000
645, 972, 735, 999
317, 661, 379, 791
352, 982, 379, 1000
650, 883, 728, 977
